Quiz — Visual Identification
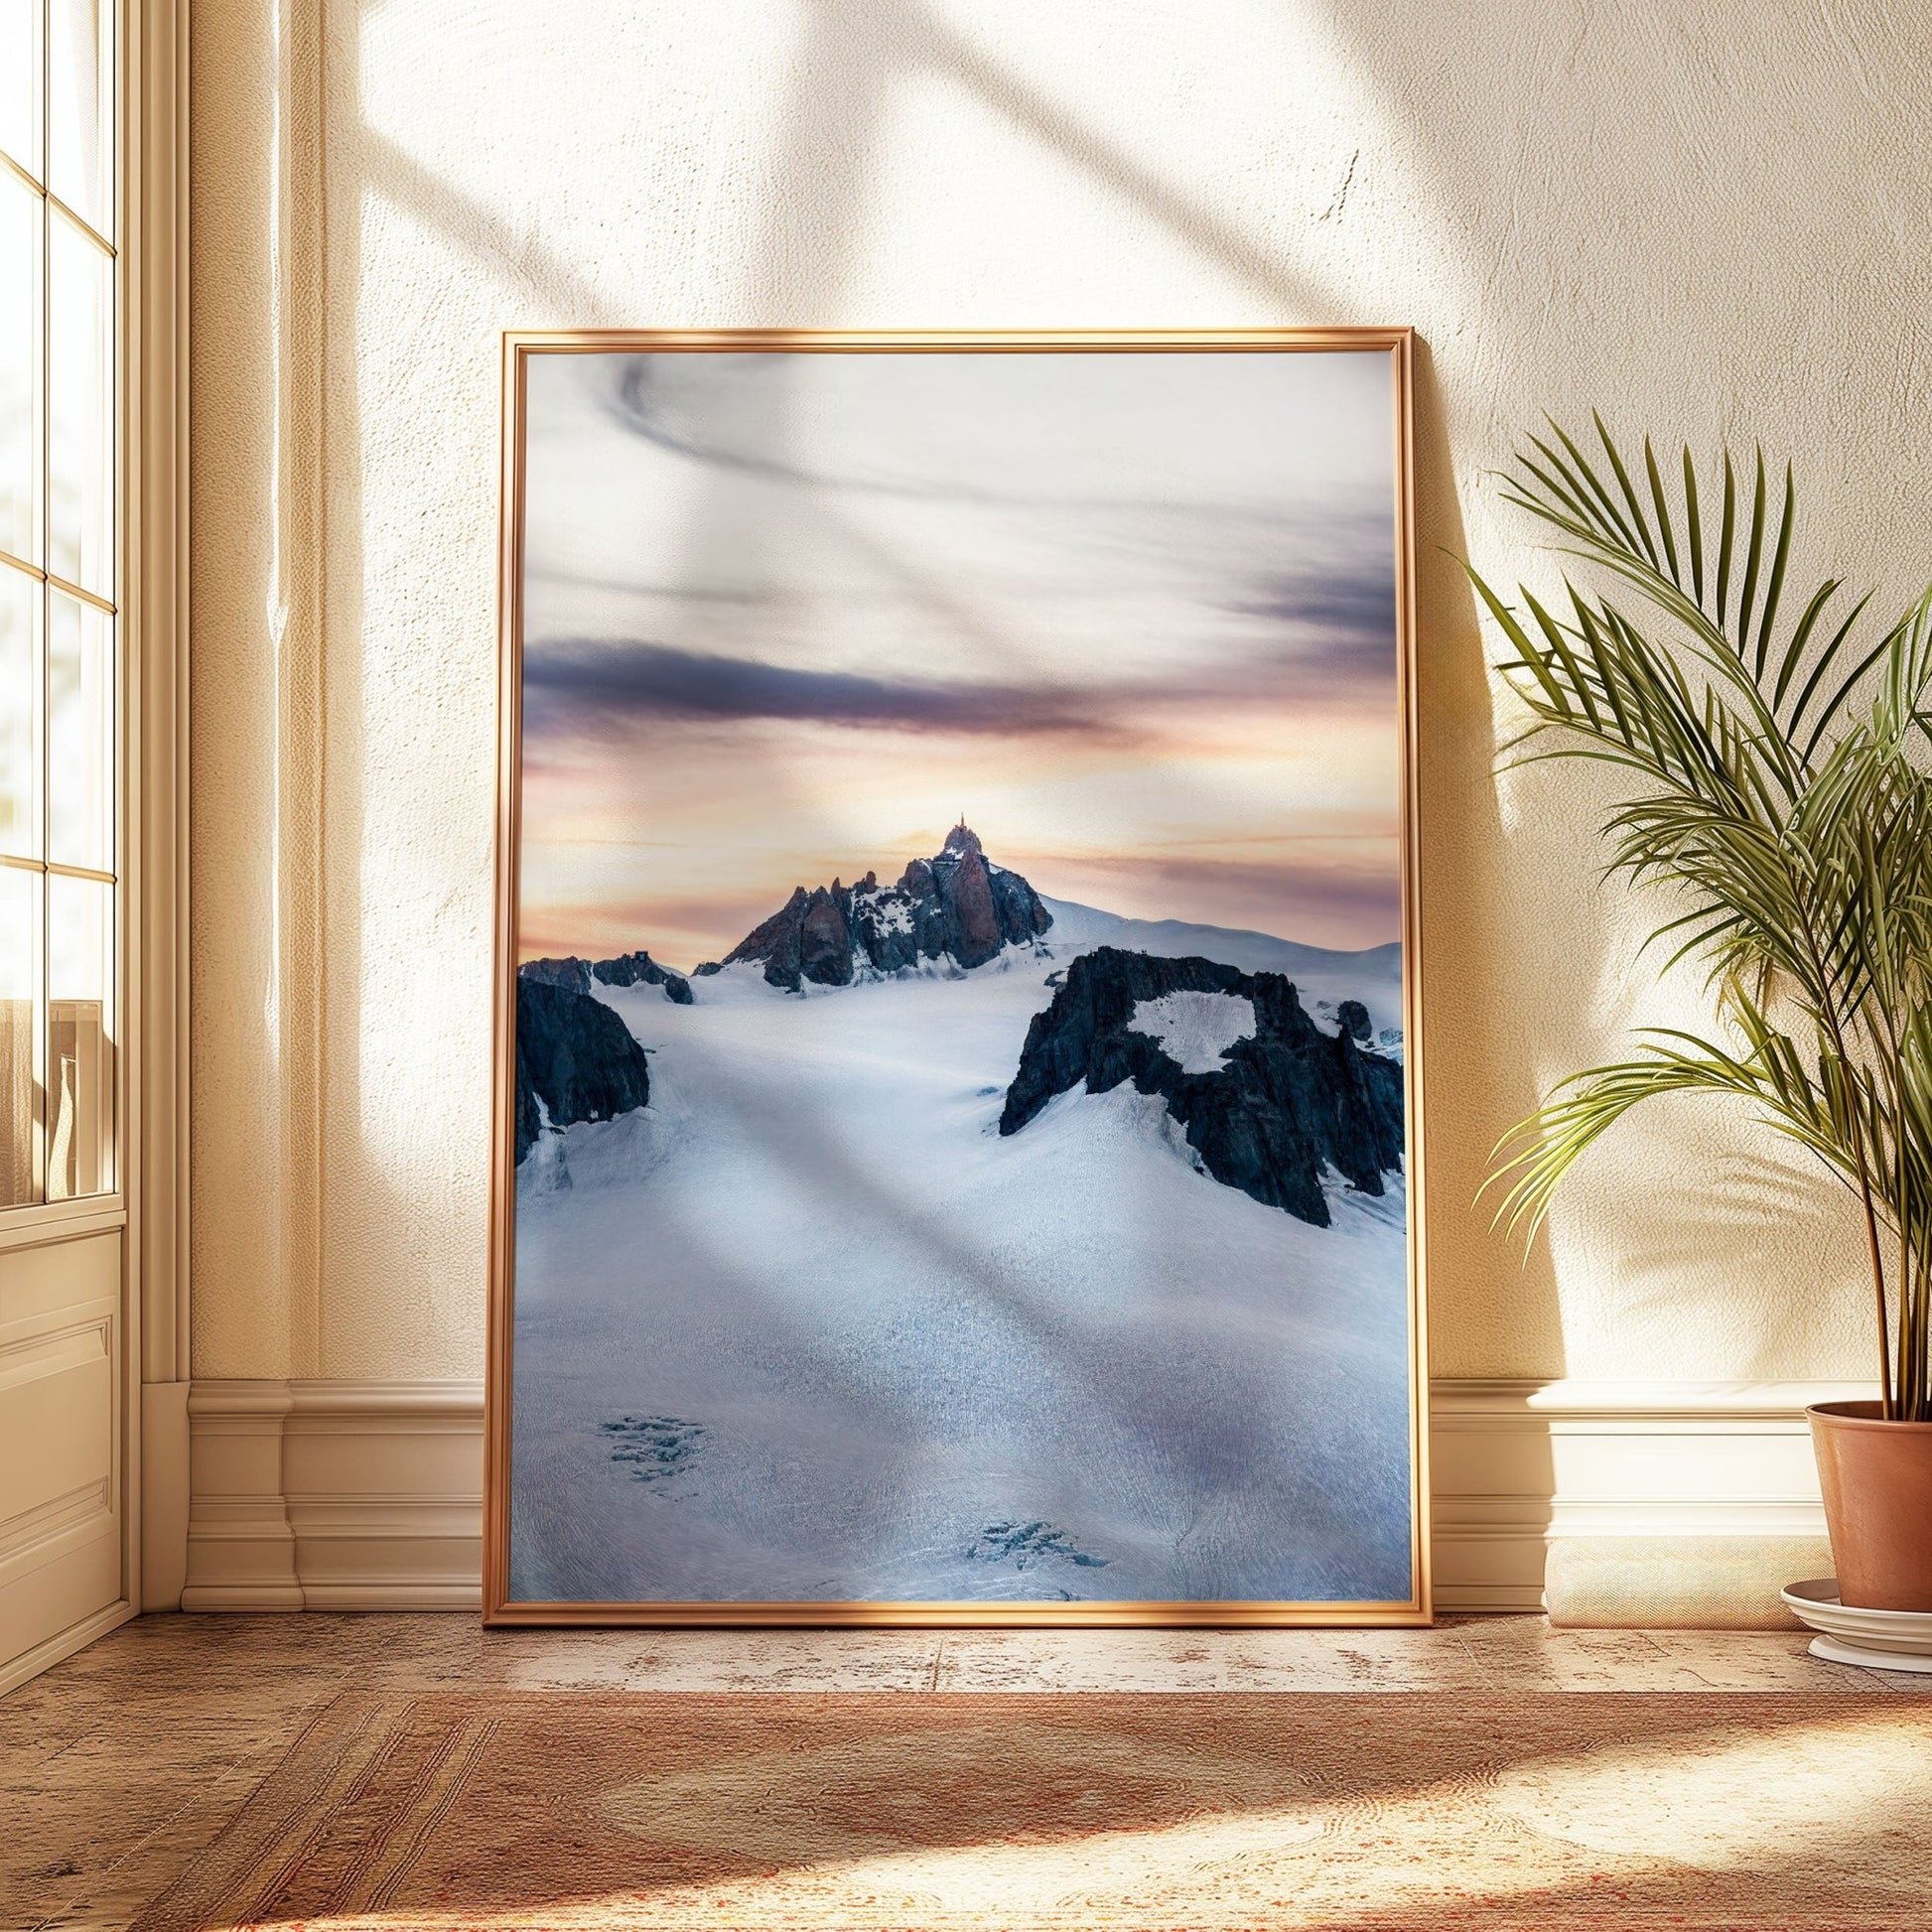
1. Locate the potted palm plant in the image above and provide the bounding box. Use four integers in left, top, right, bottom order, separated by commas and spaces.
1472, 418, 1932, 1611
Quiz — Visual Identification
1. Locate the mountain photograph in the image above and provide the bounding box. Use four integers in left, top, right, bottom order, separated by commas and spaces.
506, 346, 1417, 1610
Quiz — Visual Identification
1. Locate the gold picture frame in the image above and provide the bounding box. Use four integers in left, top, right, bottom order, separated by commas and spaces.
486, 329, 1429, 1627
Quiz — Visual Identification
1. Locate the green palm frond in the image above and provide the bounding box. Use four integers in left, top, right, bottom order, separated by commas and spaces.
1481, 1026, 1855, 1244
1474, 417, 1932, 1419
1492, 416, 1892, 753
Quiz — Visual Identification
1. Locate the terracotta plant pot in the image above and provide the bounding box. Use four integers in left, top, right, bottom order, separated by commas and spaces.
1809, 1401, 1932, 1611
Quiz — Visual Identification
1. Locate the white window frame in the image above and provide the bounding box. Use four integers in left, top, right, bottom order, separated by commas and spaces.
0, 0, 189, 1689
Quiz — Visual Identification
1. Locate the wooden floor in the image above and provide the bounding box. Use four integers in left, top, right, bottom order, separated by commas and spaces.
6, 1612, 1927, 1930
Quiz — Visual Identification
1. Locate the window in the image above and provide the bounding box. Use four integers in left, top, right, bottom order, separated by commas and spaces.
1, 1, 117, 1207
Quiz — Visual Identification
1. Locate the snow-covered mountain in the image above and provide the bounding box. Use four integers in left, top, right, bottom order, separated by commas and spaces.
509, 836, 1415, 1606
1036, 894, 1403, 1047
706, 824, 1403, 1048
512, 840, 1406, 1192
1001, 946, 1404, 1227
1038, 895, 1400, 988
724, 822, 1051, 990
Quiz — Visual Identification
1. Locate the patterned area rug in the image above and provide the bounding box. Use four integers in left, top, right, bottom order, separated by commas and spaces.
134, 1691, 1931, 1930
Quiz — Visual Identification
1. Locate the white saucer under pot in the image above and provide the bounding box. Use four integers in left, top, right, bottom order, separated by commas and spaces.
1781, 1578, 1932, 1673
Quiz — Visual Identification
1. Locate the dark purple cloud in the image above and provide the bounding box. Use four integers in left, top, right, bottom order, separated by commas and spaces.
1234, 558, 1397, 640
522, 616, 1397, 744
522, 640, 1115, 737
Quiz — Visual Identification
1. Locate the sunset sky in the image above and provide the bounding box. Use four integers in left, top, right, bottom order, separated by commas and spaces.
517, 347, 1402, 969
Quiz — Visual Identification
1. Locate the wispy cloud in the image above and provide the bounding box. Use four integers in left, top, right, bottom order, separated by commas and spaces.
523, 639, 1122, 737
1233, 555, 1397, 641
523, 604, 1397, 744
597, 352, 1373, 525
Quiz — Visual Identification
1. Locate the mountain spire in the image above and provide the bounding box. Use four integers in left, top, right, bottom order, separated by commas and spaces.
724, 823, 1048, 990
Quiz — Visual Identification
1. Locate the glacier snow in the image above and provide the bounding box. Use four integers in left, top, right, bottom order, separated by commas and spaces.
509, 905, 1412, 1605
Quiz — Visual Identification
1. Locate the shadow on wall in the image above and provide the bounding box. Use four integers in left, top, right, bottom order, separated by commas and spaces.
1406, 339, 1565, 1387
1316, 0, 1924, 1389
213, 0, 1932, 1414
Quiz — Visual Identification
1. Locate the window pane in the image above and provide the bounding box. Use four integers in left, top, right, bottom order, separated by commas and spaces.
0, 167, 40, 565
0, 0, 42, 182
48, 209, 111, 598
47, 591, 109, 871
47, 870, 110, 1199
0, 567, 40, 859
0, 864, 41, 1206
49, 0, 110, 237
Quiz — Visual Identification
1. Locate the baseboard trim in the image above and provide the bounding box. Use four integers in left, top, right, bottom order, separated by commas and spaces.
182, 1376, 1867, 1621
186, 1380, 483, 1612
0, 1598, 134, 1698
1431, 1377, 1861, 1622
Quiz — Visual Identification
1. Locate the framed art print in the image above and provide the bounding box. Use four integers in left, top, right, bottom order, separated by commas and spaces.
485, 331, 1427, 1625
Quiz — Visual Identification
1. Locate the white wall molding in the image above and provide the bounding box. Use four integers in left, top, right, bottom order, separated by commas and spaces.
185, 1379, 482, 1610
1433, 1378, 1873, 1419
1430, 1377, 1861, 1617
183, 1376, 1864, 1619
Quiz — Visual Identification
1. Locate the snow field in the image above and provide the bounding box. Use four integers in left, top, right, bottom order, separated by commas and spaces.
509, 911, 1413, 1605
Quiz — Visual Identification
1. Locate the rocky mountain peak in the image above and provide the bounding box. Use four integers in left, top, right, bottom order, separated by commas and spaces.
725, 825, 1053, 991
592, 949, 693, 1006
513, 977, 651, 1165
520, 955, 593, 995
522, 949, 692, 1006
999, 946, 1402, 1226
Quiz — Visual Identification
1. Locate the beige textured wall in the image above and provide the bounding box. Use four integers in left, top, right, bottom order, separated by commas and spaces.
190, 0, 1932, 1384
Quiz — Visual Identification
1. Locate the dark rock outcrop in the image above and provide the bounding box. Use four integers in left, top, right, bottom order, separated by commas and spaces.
999, 947, 1402, 1227
514, 977, 651, 1165
593, 949, 693, 1006
725, 822, 1052, 991
519, 955, 594, 994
